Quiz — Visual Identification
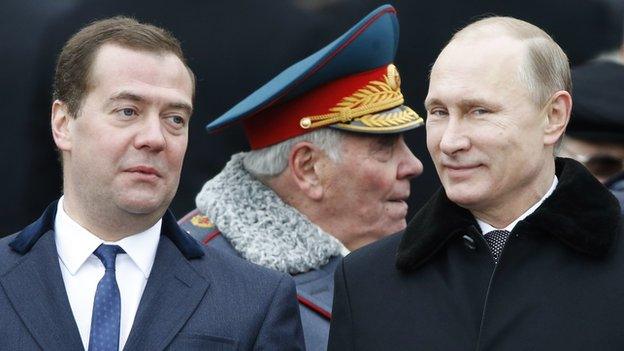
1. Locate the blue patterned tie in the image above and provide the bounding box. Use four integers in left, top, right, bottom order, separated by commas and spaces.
89, 244, 124, 351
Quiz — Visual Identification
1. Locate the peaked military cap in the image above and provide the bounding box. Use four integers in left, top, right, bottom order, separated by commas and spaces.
206, 4, 423, 149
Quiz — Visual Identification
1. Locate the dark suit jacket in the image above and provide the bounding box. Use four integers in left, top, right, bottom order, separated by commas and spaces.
0, 202, 305, 350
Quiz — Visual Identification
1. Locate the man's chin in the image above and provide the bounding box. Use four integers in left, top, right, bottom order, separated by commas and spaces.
384, 219, 407, 235
115, 195, 169, 217
446, 192, 484, 211
442, 180, 486, 205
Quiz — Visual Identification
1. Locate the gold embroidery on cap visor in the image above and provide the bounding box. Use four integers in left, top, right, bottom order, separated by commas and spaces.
299, 64, 423, 133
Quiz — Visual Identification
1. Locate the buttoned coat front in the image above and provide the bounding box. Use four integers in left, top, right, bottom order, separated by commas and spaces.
329, 158, 624, 351
0, 202, 304, 350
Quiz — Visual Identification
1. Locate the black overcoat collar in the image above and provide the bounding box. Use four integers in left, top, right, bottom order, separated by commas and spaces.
396, 158, 621, 272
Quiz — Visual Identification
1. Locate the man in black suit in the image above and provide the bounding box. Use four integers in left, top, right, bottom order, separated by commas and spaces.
329, 15, 624, 351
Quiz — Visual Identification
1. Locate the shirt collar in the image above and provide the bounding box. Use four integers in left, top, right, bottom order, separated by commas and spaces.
477, 176, 559, 234
54, 196, 161, 278
114, 222, 161, 279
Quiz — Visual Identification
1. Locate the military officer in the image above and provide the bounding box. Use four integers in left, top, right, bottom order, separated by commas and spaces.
179, 5, 424, 350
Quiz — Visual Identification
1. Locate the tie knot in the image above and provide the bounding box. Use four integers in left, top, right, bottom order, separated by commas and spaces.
484, 230, 510, 240
93, 244, 124, 270
484, 230, 510, 264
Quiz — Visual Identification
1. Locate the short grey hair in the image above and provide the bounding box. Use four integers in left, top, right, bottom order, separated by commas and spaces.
452, 16, 571, 107
243, 128, 344, 178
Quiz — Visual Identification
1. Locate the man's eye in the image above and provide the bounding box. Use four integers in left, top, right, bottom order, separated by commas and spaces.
472, 108, 489, 115
167, 115, 186, 128
428, 109, 448, 117
121, 108, 136, 117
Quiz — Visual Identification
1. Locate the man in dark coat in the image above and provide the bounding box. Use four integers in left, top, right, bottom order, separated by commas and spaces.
329, 16, 624, 351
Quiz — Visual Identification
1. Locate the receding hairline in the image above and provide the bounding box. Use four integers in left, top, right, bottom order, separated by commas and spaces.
431, 17, 534, 77
428, 29, 530, 92
440, 16, 571, 106
442, 17, 540, 73
451, 16, 553, 42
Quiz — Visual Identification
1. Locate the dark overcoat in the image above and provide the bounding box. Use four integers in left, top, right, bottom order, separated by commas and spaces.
329, 158, 624, 351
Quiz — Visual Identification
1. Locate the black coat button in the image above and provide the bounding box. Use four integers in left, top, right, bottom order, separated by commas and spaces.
462, 234, 476, 250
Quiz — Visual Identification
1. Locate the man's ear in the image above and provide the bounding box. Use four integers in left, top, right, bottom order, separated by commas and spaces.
543, 90, 572, 146
51, 100, 73, 152
288, 141, 325, 200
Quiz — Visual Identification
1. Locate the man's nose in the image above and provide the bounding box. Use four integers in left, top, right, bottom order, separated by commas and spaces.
397, 138, 424, 180
439, 118, 470, 155
134, 115, 166, 152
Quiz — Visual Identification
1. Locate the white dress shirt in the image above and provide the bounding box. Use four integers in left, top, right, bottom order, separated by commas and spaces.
476, 176, 559, 234
54, 197, 161, 351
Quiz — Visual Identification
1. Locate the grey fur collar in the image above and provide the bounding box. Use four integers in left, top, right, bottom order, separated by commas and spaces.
196, 153, 344, 274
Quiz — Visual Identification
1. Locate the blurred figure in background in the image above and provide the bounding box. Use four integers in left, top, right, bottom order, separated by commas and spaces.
559, 36, 624, 206
180, 6, 423, 350
0, 0, 78, 235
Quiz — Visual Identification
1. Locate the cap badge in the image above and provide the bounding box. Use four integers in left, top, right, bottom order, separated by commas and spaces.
191, 214, 214, 228
386, 63, 400, 90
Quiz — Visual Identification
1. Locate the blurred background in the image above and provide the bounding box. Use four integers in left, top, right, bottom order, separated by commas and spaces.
1, 0, 623, 236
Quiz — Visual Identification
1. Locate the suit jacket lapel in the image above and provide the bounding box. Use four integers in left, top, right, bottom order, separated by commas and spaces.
1, 230, 84, 350
123, 235, 209, 351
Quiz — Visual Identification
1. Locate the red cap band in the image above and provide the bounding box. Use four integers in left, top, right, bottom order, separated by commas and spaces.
243, 65, 389, 149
